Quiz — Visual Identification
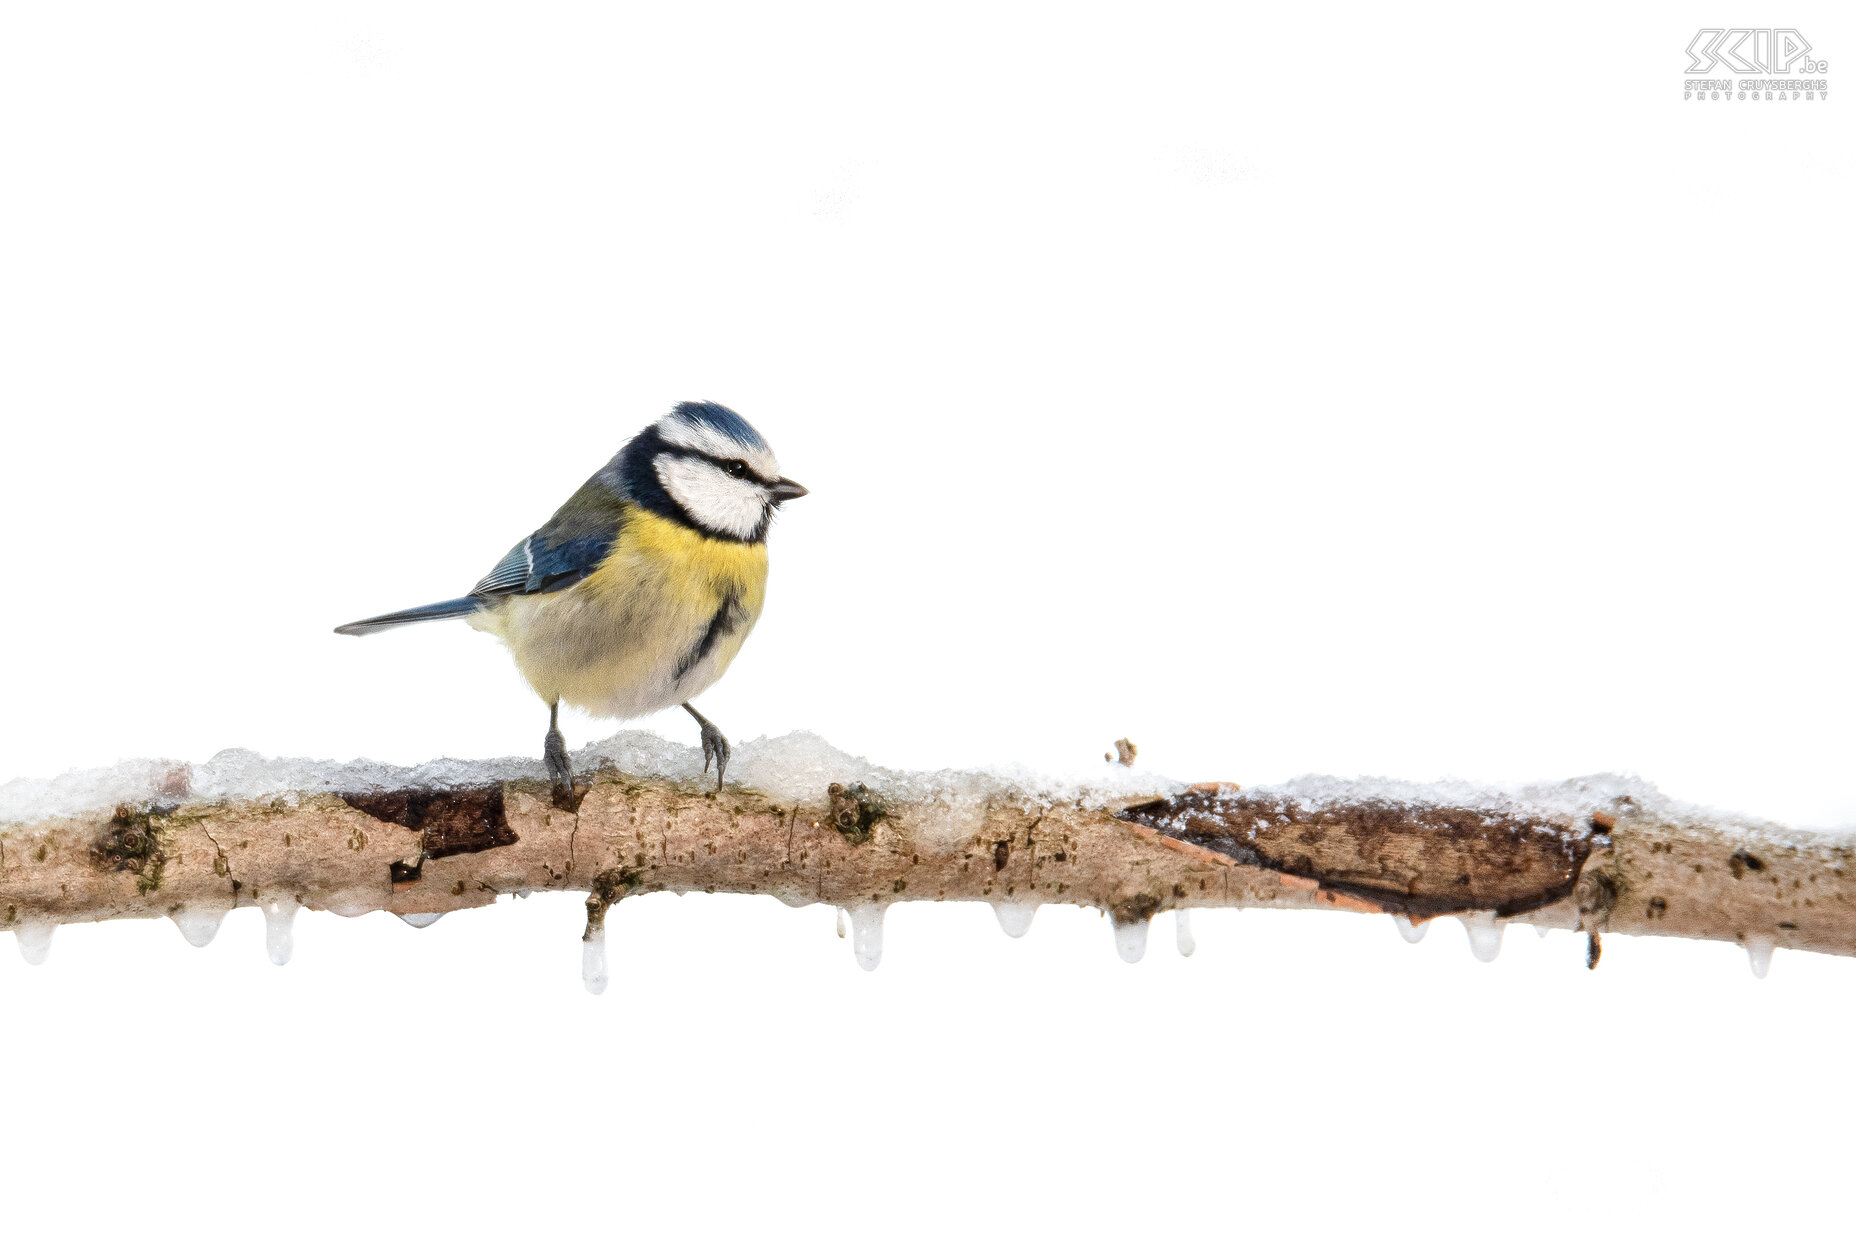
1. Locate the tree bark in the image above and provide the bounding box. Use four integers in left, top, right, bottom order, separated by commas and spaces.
3, 752, 1849, 977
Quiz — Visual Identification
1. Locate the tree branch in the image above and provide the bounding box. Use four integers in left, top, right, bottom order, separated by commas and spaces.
2, 736, 1849, 983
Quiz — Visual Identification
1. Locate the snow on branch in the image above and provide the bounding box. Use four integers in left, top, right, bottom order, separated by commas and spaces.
2, 732, 1850, 986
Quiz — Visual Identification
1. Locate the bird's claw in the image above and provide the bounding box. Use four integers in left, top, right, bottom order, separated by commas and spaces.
698, 722, 730, 791
544, 727, 575, 810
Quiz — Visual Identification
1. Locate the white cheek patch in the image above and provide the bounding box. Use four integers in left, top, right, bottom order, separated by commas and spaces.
655, 416, 781, 480
655, 456, 767, 539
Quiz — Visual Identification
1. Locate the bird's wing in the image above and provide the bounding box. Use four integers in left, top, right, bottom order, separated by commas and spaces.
471, 486, 626, 598
472, 532, 619, 597
473, 540, 536, 595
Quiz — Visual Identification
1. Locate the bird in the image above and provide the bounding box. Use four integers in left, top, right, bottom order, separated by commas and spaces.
334, 400, 806, 802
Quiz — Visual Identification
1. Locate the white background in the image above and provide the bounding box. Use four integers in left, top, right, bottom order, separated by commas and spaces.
2, 4, 1851, 1233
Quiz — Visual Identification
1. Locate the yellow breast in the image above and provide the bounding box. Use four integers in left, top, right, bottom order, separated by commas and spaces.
478, 506, 769, 719
583, 507, 769, 618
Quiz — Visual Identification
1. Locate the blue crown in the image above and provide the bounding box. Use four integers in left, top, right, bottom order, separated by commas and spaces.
668, 400, 767, 450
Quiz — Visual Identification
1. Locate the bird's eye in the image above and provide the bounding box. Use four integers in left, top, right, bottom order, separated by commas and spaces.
723, 460, 750, 478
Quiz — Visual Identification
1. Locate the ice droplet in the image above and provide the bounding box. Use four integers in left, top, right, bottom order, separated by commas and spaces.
1113, 915, 1150, 964
1746, 938, 1774, 979
262, 897, 298, 966
836, 907, 849, 939
1460, 912, 1504, 963
849, 904, 885, 971
1393, 915, 1428, 944
992, 903, 1036, 939
582, 927, 609, 995
1534, 923, 1551, 938
170, 906, 226, 948
397, 912, 444, 929
1174, 909, 1196, 957
14, 921, 54, 965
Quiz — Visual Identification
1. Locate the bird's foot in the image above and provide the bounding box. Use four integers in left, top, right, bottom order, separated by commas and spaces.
697, 720, 731, 792
544, 726, 576, 810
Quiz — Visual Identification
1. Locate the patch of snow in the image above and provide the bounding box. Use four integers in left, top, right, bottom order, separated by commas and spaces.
5, 733, 1845, 867
1247, 769, 1839, 849
0, 748, 546, 828
0, 759, 197, 828
0, 730, 1182, 831
707, 730, 1185, 814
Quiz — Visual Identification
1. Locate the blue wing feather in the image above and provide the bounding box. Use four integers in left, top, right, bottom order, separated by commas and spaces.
472, 532, 616, 597
472, 539, 534, 595
522, 534, 614, 592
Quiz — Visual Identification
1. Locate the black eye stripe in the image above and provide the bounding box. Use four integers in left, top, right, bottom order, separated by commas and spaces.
688, 449, 764, 483
655, 443, 770, 485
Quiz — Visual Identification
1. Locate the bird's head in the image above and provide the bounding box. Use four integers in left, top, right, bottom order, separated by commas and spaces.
612, 401, 807, 542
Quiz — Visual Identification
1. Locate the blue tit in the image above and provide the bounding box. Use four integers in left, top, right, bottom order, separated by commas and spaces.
335, 401, 807, 799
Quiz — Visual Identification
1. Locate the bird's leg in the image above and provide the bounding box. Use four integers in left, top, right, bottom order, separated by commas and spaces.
683, 702, 730, 792
544, 700, 575, 809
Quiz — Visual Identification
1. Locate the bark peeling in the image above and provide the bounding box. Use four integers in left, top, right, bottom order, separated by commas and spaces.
1116, 787, 1605, 919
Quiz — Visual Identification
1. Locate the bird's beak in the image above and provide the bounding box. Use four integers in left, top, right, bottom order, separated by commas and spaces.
767, 477, 809, 505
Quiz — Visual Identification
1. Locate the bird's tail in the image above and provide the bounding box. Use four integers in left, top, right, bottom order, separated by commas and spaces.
334, 597, 483, 636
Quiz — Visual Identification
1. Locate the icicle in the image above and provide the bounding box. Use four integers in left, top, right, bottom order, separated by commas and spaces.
1745, 937, 1774, 979
1393, 915, 1428, 944
1534, 923, 1551, 938
261, 897, 298, 966
324, 894, 374, 918
14, 921, 54, 965
397, 912, 444, 929
170, 906, 226, 948
514, 890, 531, 899
835, 907, 849, 939
1174, 909, 1196, 957
849, 904, 886, 971
1459, 912, 1504, 963
992, 903, 1036, 939
1112, 915, 1150, 964
582, 927, 609, 995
